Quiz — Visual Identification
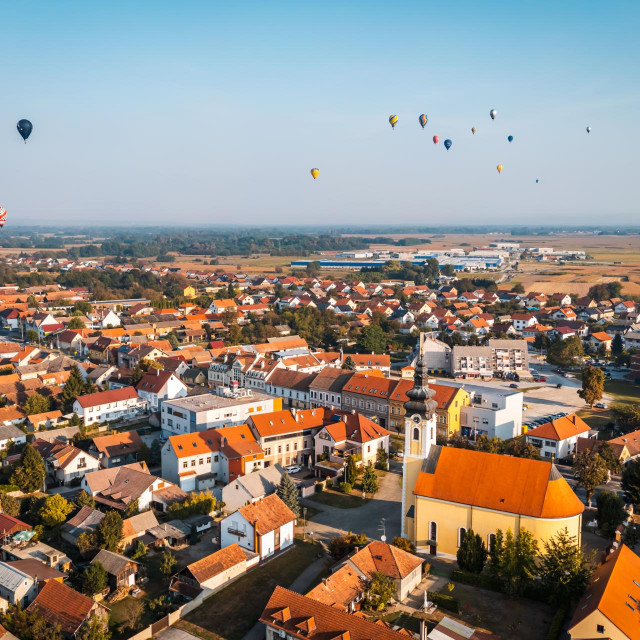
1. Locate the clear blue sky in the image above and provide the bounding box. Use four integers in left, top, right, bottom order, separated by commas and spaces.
0, 1, 638, 226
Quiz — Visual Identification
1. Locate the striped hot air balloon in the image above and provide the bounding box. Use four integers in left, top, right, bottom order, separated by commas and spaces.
389, 115, 398, 129
0, 207, 7, 229
419, 114, 428, 129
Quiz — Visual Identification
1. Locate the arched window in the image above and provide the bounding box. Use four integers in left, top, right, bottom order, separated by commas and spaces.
488, 533, 496, 552
412, 427, 420, 441
458, 527, 467, 547
430, 521, 437, 541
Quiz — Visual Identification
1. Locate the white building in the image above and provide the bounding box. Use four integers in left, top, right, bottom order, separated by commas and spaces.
73, 387, 148, 427
221, 464, 285, 514
0, 425, 27, 452
160, 388, 279, 436
0, 562, 37, 610
526, 414, 593, 460
220, 493, 295, 561
136, 370, 188, 411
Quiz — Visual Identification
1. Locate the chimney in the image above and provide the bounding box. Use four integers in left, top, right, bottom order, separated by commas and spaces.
342, 415, 347, 423
291, 408, 297, 419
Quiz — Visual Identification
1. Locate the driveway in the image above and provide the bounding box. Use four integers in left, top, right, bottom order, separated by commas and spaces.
303, 462, 403, 545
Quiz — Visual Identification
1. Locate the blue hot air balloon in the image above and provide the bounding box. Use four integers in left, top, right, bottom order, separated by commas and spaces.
536, 179, 540, 183
444, 139, 452, 151
17, 119, 33, 142
508, 135, 514, 143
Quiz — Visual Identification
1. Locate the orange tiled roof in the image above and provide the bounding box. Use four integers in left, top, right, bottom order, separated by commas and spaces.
237, 494, 295, 536
75, 386, 138, 409
590, 331, 613, 341
526, 414, 590, 441
569, 545, 640, 639
349, 541, 423, 580
250, 408, 324, 438
168, 424, 259, 459
413, 446, 584, 519
306, 564, 365, 610
186, 543, 247, 584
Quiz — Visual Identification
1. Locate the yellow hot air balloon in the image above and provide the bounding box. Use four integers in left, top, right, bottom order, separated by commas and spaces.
497, 164, 503, 174
310, 168, 319, 180
472, 127, 477, 135
389, 114, 398, 129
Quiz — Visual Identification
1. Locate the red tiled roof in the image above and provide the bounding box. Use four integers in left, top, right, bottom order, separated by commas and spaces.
526, 414, 590, 441
237, 494, 295, 536
75, 385, 138, 409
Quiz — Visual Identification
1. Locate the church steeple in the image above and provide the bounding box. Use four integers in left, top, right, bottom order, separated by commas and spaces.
404, 336, 438, 420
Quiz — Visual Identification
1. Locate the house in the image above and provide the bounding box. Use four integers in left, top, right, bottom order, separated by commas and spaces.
263, 369, 315, 410
146, 521, 189, 549
314, 411, 390, 471
401, 358, 583, 557
339, 353, 391, 375
85, 364, 117, 387
170, 543, 257, 598
82, 462, 186, 512
72, 386, 148, 427
28, 580, 108, 639
33, 438, 100, 486
55, 330, 84, 354
614, 300, 636, 314
25, 410, 64, 432
0, 515, 30, 543
90, 430, 143, 468
121, 510, 160, 549
161, 423, 264, 491
526, 414, 593, 460
0, 425, 27, 453
88, 309, 121, 329
577, 429, 640, 466
307, 541, 423, 607
221, 493, 295, 561
428, 617, 499, 640
0, 562, 37, 610
182, 367, 207, 386
61, 506, 105, 546
589, 331, 614, 352
91, 550, 139, 591
550, 325, 576, 340
511, 313, 537, 331
341, 372, 398, 428
308, 368, 355, 410
568, 544, 639, 640
222, 464, 285, 513
261, 587, 410, 640
1, 540, 71, 573
136, 369, 188, 410
208, 299, 237, 314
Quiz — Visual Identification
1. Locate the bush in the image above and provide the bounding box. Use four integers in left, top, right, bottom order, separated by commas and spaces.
325, 478, 333, 489
545, 605, 569, 640
339, 482, 352, 494
450, 570, 503, 592
430, 591, 459, 614
0, 485, 19, 494
315, 482, 324, 493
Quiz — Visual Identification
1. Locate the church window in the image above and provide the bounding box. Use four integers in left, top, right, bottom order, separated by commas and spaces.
412, 427, 420, 441
458, 527, 467, 547
430, 521, 437, 541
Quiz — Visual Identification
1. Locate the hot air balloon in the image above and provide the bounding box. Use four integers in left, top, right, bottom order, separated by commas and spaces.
0, 207, 7, 229
507, 135, 514, 143
536, 179, 540, 183
444, 139, 452, 151
310, 168, 319, 180
419, 114, 427, 129
472, 127, 477, 135
17, 119, 32, 143
497, 164, 503, 174
490, 109, 497, 120
433, 135, 439, 144
586, 126, 591, 133
389, 115, 398, 129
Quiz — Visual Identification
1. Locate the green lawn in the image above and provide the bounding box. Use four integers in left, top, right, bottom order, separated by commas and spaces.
578, 379, 639, 431
182, 539, 321, 640
174, 620, 225, 640
308, 489, 370, 509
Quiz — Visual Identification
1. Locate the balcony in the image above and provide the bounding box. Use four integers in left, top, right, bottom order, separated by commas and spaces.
227, 528, 246, 537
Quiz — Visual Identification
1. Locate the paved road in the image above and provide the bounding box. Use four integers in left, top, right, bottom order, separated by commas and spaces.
556, 464, 625, 506
303, 461, 403, 545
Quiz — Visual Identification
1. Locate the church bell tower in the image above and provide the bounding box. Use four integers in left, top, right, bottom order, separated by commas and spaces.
401, 333, 438, 539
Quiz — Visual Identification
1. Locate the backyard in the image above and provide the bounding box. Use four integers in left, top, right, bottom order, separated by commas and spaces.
578, 379, 639, 431
181, 539, 323, 640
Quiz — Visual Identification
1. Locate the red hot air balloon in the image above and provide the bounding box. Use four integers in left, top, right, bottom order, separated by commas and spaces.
0, 207, 7, 229
433, 135, 439, 144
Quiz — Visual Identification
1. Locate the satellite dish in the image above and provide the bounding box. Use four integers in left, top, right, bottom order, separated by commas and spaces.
381, 535, 387, 543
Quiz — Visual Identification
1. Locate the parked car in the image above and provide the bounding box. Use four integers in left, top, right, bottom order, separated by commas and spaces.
556, 383, 563, 388
533, 376, 547, 382
285, 465, 302, 474
595, 402, 608, 409
509, 383, 519, 388
563, 373, 576, 379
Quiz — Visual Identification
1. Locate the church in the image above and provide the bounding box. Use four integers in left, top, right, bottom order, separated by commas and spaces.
401, 339, 584, 558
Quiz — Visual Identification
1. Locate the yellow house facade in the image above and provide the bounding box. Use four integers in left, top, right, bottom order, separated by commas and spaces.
183, 286, 197, 299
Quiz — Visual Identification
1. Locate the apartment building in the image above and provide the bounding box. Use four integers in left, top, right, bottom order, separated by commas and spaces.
340, 372, 397, 428
456, 384, 523, 440
72, 387, 148, 427
451, 339, 529, 379
160, 387, 280, 436
308, 368, 355, 410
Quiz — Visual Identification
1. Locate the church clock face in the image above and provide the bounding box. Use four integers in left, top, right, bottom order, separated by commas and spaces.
412, 414, 421, 424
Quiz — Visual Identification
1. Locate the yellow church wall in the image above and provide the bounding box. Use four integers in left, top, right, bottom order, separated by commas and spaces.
413, 495, 582, 558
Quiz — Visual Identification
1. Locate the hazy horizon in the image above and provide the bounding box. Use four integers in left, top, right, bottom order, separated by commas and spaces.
1, 1, 638, 226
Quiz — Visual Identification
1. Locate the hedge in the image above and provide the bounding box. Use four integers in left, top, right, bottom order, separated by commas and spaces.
429, 592, 459, 614
545, 605, 569, 640
0, 485, 19, 494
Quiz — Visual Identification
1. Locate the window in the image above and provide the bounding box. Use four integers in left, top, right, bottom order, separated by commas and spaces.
191, 460, 196, 467
206, 456, 211, 464
183, 462, 187, 469
488, 533, 496, 551
596, 625, 605, 634
278, 446, 282, 454
413, 427, 420, 441
457, 527, 467, 547
430, 521, 437, 541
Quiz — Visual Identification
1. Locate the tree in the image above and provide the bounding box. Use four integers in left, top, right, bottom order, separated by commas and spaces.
25, 329, 39, 343
578, 365, 605, 407
573, 451, 608, 505
97, 511, 123, 551
130, 364, 144, 386
611, 403, 640, 434
10, 444, 45, 492
167, 490, 216, 520
131, 540, 147, 560
61, 364, 86, 413
392, 536, 416, 554
540, 527, 593, 603
456, 529, 488, 574
547, 335, 584, 367
375, 447, 388, 471
77, 531, 97, 556
39, 494, 73, 527
77, 613, 111, 640
342, 356, 356, 370
363, 572, 396, 611
596, 490, 627, 536
160, 550, 177, 578
357, 324, 386, 355
597, 441, 622, 474
328, 532, 368, 559
362, 463, 379, 496
533, 333, 550, 353
475, 435, 504, 454
276, 473, 300, 517
345, 455, 358, 485
23, 392, 50, 415
511, 282, 525, 294
2, 605, 63, 640
489, 528, 539, 595
68, 316, 85, 330
611, 333, 624, 357
81, 562, 108, 596
622, 459, 640, 504
83, 379, 98, 395
448, 433, 472, 449
487, 529, 504, 578
167, 331, 180, 349
137, 442, 151, 464
118, 599, 144, 633
124, 499, 139, 518
0, 494, 20, 517
75, 489, 96, 509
